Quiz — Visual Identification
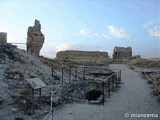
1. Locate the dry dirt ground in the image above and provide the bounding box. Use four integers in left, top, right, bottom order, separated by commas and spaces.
45, 64, 160, 120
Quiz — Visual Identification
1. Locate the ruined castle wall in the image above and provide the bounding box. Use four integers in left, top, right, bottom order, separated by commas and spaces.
113, 46, 132, 61
0, 32, 7, 44
27, 19, 44, 55
56, 50, 109, 65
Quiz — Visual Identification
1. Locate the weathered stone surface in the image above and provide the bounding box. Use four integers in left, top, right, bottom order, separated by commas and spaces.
27, 19, 44, 55
113, 46, 132, 61
0, 32, 7, 44
55, 50, 110, 65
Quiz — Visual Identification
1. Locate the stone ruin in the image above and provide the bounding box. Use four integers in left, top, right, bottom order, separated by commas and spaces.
56, 50, 110, 65
27, 19, 44, 55
113, 46, 132, 61
0, 32, 7, 44
132, 55, 141, 59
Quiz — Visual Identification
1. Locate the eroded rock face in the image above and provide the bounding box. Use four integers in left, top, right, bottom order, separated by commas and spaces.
27, 19, 44, 55
56, 50, 110, 65
113, 46, 132, 61
0, 32, 7, 44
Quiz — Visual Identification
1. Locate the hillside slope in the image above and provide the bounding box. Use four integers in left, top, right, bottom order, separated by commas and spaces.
0, 44, 63, 120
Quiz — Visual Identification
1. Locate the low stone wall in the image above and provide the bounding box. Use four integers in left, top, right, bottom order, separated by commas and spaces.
56, 50, 109, 65
0, 32, 7, 44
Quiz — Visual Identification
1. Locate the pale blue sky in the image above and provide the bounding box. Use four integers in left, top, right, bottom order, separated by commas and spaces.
0, 0, 159, 58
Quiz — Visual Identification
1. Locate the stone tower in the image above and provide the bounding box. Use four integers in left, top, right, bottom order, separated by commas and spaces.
27, 19, 44, 55
113, 46, 132, 61
0, 32, 7, 44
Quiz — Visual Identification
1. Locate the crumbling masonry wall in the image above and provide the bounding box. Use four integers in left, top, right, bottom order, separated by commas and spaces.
56, 50, 110, 65
113, 46, 132, 61
27, 19, 44, 55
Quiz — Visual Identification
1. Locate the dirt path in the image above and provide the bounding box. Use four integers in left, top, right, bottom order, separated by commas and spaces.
46, 64, 160, 120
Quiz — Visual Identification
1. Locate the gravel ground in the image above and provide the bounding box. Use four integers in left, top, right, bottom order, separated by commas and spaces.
46, 64, 160, 120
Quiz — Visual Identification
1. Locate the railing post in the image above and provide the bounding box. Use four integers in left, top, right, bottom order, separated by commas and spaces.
112, 75, 114, 92
115, 73, 118, 88
119, 70, 121, 83
62, 68, 64, 86
52, 68, 54, 77
75, 67, 77, 81
117, 72, 119, 86
69, 67, 71, 84
108, 78, 110, 98
118, 70, 120, 84
39, 88, 41, 110
102, 81, 105, 105
51, 68, 54, 120
32, 88, 34, 114
83, 67, 86, 80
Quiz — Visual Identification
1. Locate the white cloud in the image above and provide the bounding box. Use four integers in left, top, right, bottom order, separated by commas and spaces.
79, 29, 97, 38
102, 34, 110, 38
41, 43, 113, 58
40, 50, 57, 58
76, 26, 128, 39
56, 44, 71, 51
148, 26, 160, 37
108, 25, 128, 38
41, 43, 72, 58
143, 19, 158, 28
56, 43, 107, 52
79, 29, 90, 36
40, 43, 56, 58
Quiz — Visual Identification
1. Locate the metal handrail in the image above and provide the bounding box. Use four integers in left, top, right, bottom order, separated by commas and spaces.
102, 70, 121, 105
44, 67, 121, 119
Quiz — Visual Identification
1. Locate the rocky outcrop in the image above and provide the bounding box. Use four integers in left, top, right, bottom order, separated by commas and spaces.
27, 19, 44, 55
113, 46, 132, 61
0, 32, 7, 44
56, 50, 110, 65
